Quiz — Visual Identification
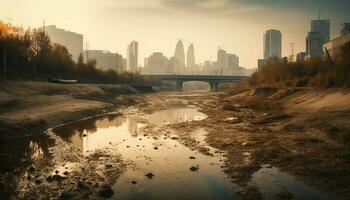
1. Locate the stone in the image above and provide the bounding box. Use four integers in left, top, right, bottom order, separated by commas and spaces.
98, 185, 114, 198
145, 172, 154, 180
78, 181, 90, 189
189, 165, 199, 172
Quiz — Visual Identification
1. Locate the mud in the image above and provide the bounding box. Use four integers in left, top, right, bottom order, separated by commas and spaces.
1, 85, 350, 199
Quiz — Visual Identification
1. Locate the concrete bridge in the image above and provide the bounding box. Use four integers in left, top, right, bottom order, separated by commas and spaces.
147, 75, 248, 92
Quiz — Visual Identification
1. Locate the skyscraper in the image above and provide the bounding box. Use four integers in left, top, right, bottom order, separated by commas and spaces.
306, 31, 323, 57
127, 41, 138, 72
174, 40, 185, 74
226, 54, 239, 69
45, 25, 83, 62
263, 29, 282, 61
186, 44, 195, 68
217, 48, 227, 69
311, 19, 330, 43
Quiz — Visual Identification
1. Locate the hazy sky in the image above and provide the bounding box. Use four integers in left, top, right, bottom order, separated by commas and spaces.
0, 0, 349, 68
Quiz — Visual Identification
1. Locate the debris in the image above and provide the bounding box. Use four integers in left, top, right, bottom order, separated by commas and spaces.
60, 191, 74, 200
98, 185, 114, 198
145, 172, 155, 179
189, 165, 199, 172
28, 166, 35, 172
78, 181, 90, 189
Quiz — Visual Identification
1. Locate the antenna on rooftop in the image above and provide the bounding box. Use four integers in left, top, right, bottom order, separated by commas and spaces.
318, 8, 321, 20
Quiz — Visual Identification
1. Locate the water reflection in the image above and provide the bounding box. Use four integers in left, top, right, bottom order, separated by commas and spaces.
53, 114, 143, 153
251, 165, 331, 200
53, 107, 235, 200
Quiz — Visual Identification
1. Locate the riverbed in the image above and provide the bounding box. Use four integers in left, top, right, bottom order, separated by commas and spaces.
1, 90, 344, 199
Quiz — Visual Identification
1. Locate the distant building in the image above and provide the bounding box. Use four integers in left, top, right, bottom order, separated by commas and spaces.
311, 19, 330, 43
296, 52, 307, 62
227, 54, 239, 69
45, 25, 83, 62
116, 54, 123, 73
85, 50, 120, 71
324, 33, 350, 60
264, 29, 282, 60
122, 58, 127, 72
142, 52, 169, 75
217, 49, 227, 69
127, 41, 138, 72
341, 23, 350, 36
257, 59, 266, 71
174, 40, 185, 74
168, 57, 178, 75
186, 44, 195, 68
306, 31, 324, 57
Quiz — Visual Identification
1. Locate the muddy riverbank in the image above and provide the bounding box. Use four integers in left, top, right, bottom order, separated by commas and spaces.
1, 82, 350, 199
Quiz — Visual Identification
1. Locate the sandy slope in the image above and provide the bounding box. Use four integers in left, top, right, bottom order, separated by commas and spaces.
0, 81, 138, 138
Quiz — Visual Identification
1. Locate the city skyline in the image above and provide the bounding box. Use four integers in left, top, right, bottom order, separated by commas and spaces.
0, 0, 349, 68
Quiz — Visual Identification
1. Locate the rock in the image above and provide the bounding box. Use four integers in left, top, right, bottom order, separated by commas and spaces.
21, 159, 31, 165
98, 185, 114, 198
35, 179, 42, 184
60, 191, 74, 200
63, 171, 69, 176
131, 181, 137, 184
53, 174, 65, 181
189, 165, 199, 172
46, 176, 53, 182
189, 156, 196, 159
145, 172, 154, 179
28, 166, 35, 172
78, 181, 90, 189
55, 170, 59, 174
154, 147, 158, 150
126, 146, 130, 148
105, 164, 113, 169
83, 134, 87, 137
171, 137, 178, 140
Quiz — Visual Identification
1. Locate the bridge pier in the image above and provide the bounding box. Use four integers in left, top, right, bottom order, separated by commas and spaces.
209, 82, 219, 92
176, 81, 183, 91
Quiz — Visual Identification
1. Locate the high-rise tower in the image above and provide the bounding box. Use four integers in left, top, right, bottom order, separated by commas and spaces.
263, 29, 282, 61
127, 41, 138, 72
186, 44, 195, 68
174, 40, 185, 74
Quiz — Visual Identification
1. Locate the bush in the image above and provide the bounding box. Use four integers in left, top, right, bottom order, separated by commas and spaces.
250, 44, 350, 88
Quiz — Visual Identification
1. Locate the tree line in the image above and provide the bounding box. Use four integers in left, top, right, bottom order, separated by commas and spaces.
0, 21, 150, 84
249, 41, 350, 88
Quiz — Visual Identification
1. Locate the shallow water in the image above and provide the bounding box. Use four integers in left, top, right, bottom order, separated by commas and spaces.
50, 100, 331, 200
251, 165, 331, 200
53, 105, 236, 200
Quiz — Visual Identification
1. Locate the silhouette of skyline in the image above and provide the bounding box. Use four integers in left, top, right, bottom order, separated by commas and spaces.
0, 0, 349, 68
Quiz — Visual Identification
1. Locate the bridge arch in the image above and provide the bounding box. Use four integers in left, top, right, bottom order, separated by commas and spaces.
176, 80, 219, 92
146, 75, 248, 92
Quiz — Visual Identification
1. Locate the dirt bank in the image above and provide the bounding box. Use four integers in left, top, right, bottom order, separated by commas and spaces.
0, 81, 140, 140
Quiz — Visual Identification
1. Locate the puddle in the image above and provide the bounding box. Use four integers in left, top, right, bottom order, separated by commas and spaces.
251, 165, 331, 200
52, 107, 235, 200
144, 107, 207, 126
